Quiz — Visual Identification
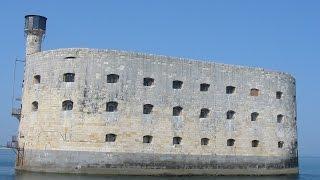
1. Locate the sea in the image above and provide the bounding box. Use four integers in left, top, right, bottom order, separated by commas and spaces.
0, 149, 319, 180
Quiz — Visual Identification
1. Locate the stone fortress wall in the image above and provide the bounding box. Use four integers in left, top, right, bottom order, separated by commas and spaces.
17, 48, 298, 175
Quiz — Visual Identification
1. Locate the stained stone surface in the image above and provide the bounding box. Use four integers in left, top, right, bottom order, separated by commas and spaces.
17, 48, 298, 175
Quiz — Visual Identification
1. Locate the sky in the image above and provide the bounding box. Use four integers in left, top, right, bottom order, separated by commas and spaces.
0, 1, 319, 156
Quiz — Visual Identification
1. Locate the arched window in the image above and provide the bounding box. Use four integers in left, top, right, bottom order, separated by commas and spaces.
143, 77, 154, 86
251, 112, 259, 121
106, 101, 118, 112
250, 88, 259, 96
227, 139, 235, 146
278, 141, 284, 148
63, 73, 75, 82
105, 134, 117, 142
199, 108, 210, 118
226, 110, 235, 119
33, 75, 41, 84
32, 101, 38, 111
62, 100, 73, 111
172, 80, 183, 89
201, 138, 209, 146
277, 114, 284, 123
173, 137, 182, 145
200, 83, 210, 91
143, 135, 153, 143
173, 106, 183, 116
107, 74, 119, 83
252, 140, 259, 147
276, 91, 283, 99
143, 104, 154, 114
226, 86, 236, 94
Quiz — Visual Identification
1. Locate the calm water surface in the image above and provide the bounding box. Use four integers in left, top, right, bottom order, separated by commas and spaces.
1, 149, 319, 180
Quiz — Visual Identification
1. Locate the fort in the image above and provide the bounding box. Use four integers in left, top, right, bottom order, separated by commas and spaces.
14, 15, 298, 175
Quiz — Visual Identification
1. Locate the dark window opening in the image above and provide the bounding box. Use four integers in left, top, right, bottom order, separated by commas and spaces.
106, 101, 118, 112
226, 86, 236, 94
63, 73, 75, 82
143, 135, 153, 143
107, 74, 119, 83
173, 106, 183, 116
32, 101, 38, 111
143, 77, 154, 86
251, 112, 259, 121
62, 100, 73, 111
200, 83, 210, 91
33, 75, 41, 84
227, 110, 235, 119
227, 139, 235, 146
200, 108, 210, 118
105, 134, 117, 142
64, 56, 76, 59
250, 88, 259, 96
276, 91, 283, 99
172, 80, 183, 89
278, 141, 284, 148
252, 140, 259, 147
173, 137, 182, 145
143, 104, 154, 114
201, 138, 209, 146
277, 114, 284, 123
19, 133, 25, 138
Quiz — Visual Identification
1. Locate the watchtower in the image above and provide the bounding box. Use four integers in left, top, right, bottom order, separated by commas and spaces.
24, 15, 47, 55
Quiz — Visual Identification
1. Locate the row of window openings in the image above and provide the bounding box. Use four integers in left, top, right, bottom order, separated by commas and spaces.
105, 134, 285, 148
31, 101, 285, 123
33, 74, 283, 99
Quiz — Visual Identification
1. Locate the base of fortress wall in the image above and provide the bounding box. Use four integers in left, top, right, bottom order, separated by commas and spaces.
17, 149, 299, 176
17, 167, 299, 176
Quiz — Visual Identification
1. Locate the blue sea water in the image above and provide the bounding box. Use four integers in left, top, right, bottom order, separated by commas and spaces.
0, 149, 319, 180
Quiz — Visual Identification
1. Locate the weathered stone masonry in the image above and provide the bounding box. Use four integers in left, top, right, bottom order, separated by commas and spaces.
16, 15, 298, 175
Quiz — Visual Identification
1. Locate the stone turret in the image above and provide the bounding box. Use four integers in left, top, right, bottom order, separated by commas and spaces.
24, 15, 47, 55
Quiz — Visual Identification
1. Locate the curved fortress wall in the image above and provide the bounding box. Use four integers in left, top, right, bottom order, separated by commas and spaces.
18, 48, 298, 175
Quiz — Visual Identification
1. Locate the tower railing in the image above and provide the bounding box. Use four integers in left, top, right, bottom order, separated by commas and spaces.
5, 135, 24, 167
11, 108, 21, 121
11, 58, 24, 121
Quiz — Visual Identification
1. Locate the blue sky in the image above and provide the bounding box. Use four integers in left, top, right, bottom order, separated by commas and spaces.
0, 1, 319, 156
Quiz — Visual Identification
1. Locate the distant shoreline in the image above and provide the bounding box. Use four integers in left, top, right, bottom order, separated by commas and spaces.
0, 147, 11, 150
299, 156, 320, 158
